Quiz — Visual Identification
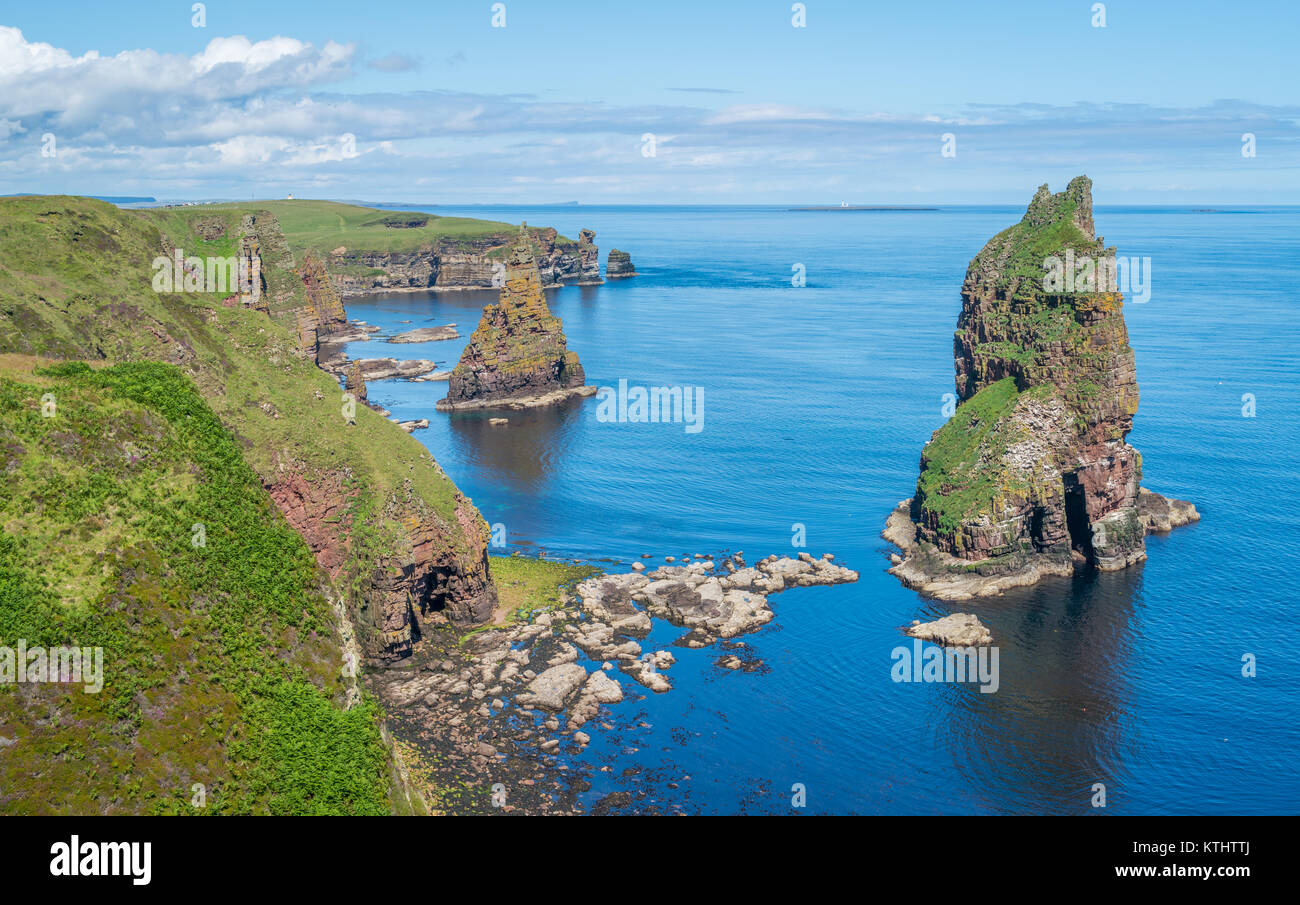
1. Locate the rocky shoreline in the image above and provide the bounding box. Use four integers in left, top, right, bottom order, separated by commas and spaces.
437, 384, 598, 412
373, 551, 857, 814
883, 489, 1199, 601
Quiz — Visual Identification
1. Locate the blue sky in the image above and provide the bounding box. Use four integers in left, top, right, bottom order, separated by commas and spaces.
1, 0, 1296, 203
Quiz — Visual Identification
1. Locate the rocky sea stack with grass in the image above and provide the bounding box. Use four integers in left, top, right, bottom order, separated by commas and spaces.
438, 227, 596, 411
885, 176, 1199, 599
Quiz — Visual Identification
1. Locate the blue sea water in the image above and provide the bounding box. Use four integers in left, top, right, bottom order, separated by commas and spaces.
344, 203, 1300, 815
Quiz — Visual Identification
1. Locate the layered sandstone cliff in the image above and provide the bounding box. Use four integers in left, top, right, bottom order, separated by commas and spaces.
886, 177, 1198, 599
297, 249, 350, 352
437, 230, 595, 411
328, 225, 603, 297
606, 249, 637, 279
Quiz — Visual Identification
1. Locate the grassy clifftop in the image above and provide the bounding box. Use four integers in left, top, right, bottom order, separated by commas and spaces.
182, 199, 559, 256
0, 195, 498, 812
0, 359, 389, 814
0, 196, 464, 515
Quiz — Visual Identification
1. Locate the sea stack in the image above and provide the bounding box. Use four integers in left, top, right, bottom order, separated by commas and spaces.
344, 360, 368, 405
606, 249, 637, 279
885, 176, 1198, 599
437, 227, 597, 411
576, 228, 603, 284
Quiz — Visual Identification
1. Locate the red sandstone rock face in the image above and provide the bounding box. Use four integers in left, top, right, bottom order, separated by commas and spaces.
268, 472, 356, 577
267, 471, 497, 662
325, 227, 597, 296
297, 251, 350, 352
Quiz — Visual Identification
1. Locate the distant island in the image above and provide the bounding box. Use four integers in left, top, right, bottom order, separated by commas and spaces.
789, 205, 939, 212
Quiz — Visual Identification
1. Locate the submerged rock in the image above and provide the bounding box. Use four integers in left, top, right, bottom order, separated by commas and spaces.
886, 177, 1198, 599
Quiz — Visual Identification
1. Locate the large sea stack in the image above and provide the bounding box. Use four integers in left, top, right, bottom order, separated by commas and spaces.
437, 228, 597, 411
885, 176, 1198, 599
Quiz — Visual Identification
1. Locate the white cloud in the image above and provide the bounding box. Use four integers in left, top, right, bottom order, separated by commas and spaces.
0, 25, 1296, 201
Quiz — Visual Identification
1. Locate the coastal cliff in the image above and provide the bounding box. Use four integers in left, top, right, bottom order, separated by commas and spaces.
438, 230, 595, 411
0, 197, 497, 661
328, 224, 603, 296
886, 177, 1198, 599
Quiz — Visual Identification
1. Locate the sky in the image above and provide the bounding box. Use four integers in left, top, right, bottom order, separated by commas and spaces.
1, 0, 1297, 203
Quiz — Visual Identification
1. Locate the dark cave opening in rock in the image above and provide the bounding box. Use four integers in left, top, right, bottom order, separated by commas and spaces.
1063, 473, 1096, 568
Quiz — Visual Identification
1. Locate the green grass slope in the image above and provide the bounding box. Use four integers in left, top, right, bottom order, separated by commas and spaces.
0, 195, 497, 812
179, 199, 558, 256
0, 360, 388, 814
0, 196, 466, 520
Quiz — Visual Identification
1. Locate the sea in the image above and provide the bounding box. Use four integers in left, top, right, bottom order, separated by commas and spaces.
340, 203, 1300, 815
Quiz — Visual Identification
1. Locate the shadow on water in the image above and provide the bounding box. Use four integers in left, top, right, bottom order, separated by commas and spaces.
928, 565, 1147, 813
445, 397, 587, 494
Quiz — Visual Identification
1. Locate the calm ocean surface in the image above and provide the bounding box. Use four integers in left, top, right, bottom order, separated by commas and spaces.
344, 203, 1300, 814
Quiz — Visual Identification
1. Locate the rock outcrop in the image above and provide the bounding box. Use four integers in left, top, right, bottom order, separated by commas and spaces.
437, 230, 596, 411
344, 360, 368, 404
298, 250, 350, 351
269, 473, 496, 662
326, 226, 604, 296
904, 613, 994, 647
886, 177, 1198, 598
606, 248, 637, 279
574, 228, 603, 284
389, 325, 458, 343
576, 553, 858, 648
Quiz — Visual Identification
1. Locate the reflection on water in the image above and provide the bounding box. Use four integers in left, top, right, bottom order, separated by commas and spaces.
933, 567, 1145, 813
445, 398, 586, 494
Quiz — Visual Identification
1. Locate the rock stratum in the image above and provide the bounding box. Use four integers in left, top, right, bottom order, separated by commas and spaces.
885, 177, 1198, 599
438, 230, 595, 411
329, 224, 605, 296
606, 249, 637, 279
